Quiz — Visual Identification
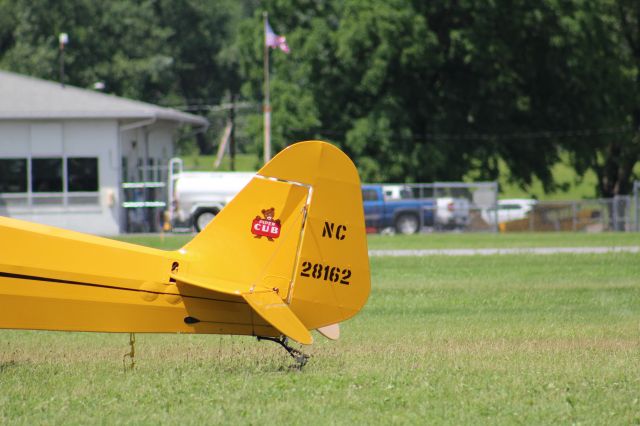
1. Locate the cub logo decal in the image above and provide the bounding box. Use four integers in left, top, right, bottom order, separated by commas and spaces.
251, 207, 281, 241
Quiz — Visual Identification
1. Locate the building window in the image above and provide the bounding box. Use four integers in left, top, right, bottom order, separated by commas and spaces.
0, 159, 27, 193
0, 156, 99, 206
68, 157, 98, 192
32, 158, 63, 192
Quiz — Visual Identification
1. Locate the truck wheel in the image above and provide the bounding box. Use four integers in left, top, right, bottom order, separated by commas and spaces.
194, 209, 218, 232
395, 213, 420, 235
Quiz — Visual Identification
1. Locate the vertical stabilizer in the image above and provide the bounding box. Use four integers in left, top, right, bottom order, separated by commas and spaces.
177, 141, 370, 339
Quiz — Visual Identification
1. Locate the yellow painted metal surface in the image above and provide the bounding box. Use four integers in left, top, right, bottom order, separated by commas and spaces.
242, 291, 312, 345
0, 141, 370, 344
179, 176, 309, 300
260, 142, 371, 330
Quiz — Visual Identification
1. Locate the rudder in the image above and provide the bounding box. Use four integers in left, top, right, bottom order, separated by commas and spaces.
258, 142, 371, 330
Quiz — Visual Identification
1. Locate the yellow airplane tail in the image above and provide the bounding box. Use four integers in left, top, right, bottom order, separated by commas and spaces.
0, 141, 368, 347
178, 141, 370, 344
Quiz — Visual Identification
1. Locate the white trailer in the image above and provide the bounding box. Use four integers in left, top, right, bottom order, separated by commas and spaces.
168, 158, 255, 231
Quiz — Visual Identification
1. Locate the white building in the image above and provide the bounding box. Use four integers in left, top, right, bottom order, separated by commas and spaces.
0, 70, 208, 235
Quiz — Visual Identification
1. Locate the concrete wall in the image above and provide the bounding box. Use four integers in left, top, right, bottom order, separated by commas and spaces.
0, 119, 120, 235
0, 119, 178, 235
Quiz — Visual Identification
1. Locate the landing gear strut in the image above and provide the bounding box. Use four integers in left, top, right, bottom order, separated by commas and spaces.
258, 336, 310, 369
123, 332, 136, 370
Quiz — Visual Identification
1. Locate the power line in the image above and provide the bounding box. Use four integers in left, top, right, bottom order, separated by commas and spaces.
164, 100, 634, 142
167, 101, 258, 113
413, 125, 634, 142
296, 125, 634, 142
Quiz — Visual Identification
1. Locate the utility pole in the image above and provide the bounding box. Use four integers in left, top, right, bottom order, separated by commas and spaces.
230, 93, 237, 171
263, 11, 271, 164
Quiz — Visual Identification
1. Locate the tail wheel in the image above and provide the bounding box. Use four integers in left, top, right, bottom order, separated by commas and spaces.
193, 209, 218, 232
395, 213, 420, 235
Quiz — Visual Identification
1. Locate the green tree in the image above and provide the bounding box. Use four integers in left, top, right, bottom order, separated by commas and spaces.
2, 0, 637, 194
0, 0, 175, 100
155, 0, 251, 153
238, 0, 638, 195
0, 0, 254, 155
584, 0, 640, 197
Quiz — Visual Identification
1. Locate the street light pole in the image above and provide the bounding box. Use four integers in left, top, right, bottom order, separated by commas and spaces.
59, 33, 69, 88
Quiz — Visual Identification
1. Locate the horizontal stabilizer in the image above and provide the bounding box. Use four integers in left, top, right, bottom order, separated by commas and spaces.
242, 291, 313, 345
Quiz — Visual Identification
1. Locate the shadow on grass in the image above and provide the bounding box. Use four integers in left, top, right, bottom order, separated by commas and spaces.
0, 360, 17, 373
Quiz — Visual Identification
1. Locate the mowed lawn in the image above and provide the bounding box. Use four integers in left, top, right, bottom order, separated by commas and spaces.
0, 234, 638, 424
113, 231, 640, 251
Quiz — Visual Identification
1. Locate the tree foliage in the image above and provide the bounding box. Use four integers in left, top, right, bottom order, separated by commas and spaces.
0, 0, 637, 195
0, 0, 249, 154
237, 0, 639, 195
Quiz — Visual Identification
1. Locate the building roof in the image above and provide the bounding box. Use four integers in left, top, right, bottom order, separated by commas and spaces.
0, 70, 208, 127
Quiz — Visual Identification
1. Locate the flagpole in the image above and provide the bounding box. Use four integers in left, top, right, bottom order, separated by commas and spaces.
263, 11, 271, 164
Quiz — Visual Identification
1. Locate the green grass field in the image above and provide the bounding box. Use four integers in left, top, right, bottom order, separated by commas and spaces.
180, 153, 260, 172
114, 232, 640, 251
1, 234, 638, 424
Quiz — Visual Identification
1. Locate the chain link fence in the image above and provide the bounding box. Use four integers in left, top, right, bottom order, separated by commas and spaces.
500, 196, 637, 232
372, 180, 640, 233
367, 182, 499, 233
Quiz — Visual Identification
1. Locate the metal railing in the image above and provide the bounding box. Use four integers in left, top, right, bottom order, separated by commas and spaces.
120, 161, 176, 233
0, 192, 100, 208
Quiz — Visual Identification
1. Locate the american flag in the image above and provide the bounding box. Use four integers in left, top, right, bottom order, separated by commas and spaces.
265, 19, 290, 54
